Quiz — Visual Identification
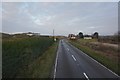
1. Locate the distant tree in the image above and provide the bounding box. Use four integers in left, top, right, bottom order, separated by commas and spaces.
78, 32, 83, 38
114, 31, 120, 44
93, 32, 99, 39
118, 31, 120, 36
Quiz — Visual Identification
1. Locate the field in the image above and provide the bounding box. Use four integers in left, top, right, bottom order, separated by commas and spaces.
69, 39, 119, 75
2, 36, 58, 78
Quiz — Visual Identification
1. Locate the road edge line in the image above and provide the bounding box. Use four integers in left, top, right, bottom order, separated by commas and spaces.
53, 41, 59, 79
80, 50, 120, 78
68, 42, 120, 78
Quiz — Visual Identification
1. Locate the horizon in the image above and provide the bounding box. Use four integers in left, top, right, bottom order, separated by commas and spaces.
1, 31, 117, 37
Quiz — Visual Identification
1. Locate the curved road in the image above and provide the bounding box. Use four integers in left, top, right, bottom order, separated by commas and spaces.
54, 39, 119, 79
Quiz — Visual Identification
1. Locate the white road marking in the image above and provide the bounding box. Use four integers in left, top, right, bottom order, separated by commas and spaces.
68, 42, 120, 78
67, 48, 69, 51
53, 45, 59, 79
83, 72, 89, 80
72, 55, 76, 61
80, 50, 120, 78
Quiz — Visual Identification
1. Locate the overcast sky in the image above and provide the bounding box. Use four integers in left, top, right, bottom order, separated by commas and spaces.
2, 2, 118, 36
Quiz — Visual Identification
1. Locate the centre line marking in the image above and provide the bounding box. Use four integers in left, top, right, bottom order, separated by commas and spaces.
72, 55, 76, 61
67, 48, 69, 51
83, 72, 89, 80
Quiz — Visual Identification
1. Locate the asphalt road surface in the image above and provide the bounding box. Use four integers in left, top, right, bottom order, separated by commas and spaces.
54, 39, 119, 79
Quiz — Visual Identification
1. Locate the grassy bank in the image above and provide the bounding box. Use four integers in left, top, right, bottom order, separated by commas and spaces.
17, 41, 58, 78
2, 37, 57, 78
69, 39, 119, 75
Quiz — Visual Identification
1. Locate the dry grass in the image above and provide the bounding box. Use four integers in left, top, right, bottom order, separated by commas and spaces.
77, 39, 119, 60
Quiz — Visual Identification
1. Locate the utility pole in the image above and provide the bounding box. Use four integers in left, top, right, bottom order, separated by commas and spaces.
53, 29, 54, 38
53, 29, 56, 42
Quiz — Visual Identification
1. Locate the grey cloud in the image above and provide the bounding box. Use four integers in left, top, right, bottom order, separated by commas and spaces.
2, 2, 118, 36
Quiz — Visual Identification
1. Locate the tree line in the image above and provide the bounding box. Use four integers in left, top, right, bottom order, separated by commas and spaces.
77, 32, 99, 39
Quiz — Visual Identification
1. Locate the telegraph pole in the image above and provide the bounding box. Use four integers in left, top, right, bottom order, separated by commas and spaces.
53, 29, 54, 38
53, 29, 56, 42
53, 29, 54, 41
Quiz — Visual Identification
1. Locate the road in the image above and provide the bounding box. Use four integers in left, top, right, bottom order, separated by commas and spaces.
54, 39, 119, 79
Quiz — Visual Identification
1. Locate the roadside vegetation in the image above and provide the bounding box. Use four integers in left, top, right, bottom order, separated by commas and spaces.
98, 35, 119, 44
2, 36, 58, 78
69, 39, 119, 75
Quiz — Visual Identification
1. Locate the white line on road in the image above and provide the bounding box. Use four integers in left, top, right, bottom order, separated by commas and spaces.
53, 46, 59, 79
83, 72, 89, 80
67, 48, 69, 51
72, 55, 76, 61
68, 42, 120, 78
80, 50, 120, 78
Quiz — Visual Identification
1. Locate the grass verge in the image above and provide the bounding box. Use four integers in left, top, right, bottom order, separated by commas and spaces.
17, 41, 58, 78
69, 40, 119, 75
3, 37, 55, 78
